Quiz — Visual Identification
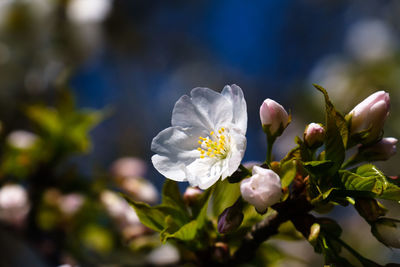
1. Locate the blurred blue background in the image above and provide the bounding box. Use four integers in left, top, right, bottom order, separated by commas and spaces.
68, 0, 399, 186
1, 0, 400, 265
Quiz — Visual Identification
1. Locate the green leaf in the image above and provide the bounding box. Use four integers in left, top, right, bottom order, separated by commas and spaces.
162, 180, 187, 212
27, 106, 63, 136
162, 188, 212, 243
161, 220, 198, 243
124, 198, 190, 232
123, 199, 166, 232
280, 159, 297, 188
314, 84, 348, 176
274, 221, 304, 241
197, 189, 212, 229
212, 179, 241, 217
340, 170, 385, 195
27, 104, 103, 154
338, 164, 400, 201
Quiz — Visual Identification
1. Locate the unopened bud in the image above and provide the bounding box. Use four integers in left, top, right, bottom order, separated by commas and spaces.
359, 137, 397, 161
308, 223, 320, 244
183, 187, 203, 205
259, 99, 290, 137
347, 91, 390, 144
240, 166, 282, 214
304, 123, 325, 148
372, 218, 400, 248
217, 202, 243, 234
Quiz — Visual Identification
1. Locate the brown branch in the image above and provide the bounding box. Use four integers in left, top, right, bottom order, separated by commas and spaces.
229, 195, 313, 264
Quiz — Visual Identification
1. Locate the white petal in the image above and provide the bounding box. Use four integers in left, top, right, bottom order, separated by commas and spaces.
172, 87, 233, 131
171, 94, 213, 130
222, 131, 247, 179
151, 126, 206, 181
221, 84, 247, 135
186, 158, 227, 189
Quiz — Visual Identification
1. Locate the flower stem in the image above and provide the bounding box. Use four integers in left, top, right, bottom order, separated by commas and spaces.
265, 135, 275, 166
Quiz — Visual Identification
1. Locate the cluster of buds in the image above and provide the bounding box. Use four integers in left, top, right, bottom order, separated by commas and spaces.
241, 90, 396, 216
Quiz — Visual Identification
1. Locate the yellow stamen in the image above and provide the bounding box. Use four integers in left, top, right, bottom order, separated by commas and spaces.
197, 127, 229, 160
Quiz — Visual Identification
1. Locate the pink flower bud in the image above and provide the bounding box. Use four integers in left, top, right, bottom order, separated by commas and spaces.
240, 166, 282, 213
347, 91, 390, 143
372, 218, 400, 248
304, 123, 325, 148
259, 99, 289, 136
359, 137, 397, 161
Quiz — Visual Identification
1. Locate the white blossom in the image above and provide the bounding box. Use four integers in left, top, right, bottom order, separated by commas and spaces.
151, 85, 247, 189
240, 166, 282, 213
67, 0, 113, 24
147, 244, 180, 266
7, 130, 38, 149
100, 190, 139, 226
111, 157, 147, 179
0, 184, 30, 224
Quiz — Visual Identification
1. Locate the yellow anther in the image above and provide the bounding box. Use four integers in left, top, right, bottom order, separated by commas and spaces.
197, 127, 229, 160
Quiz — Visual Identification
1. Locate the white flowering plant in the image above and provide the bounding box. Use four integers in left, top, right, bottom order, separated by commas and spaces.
126, 84, 400, 266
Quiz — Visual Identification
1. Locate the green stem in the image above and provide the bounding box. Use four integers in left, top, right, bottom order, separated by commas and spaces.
265, 135, 275, 166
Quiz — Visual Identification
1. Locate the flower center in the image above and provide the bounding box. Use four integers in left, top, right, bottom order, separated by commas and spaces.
197, 127, 229, 159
